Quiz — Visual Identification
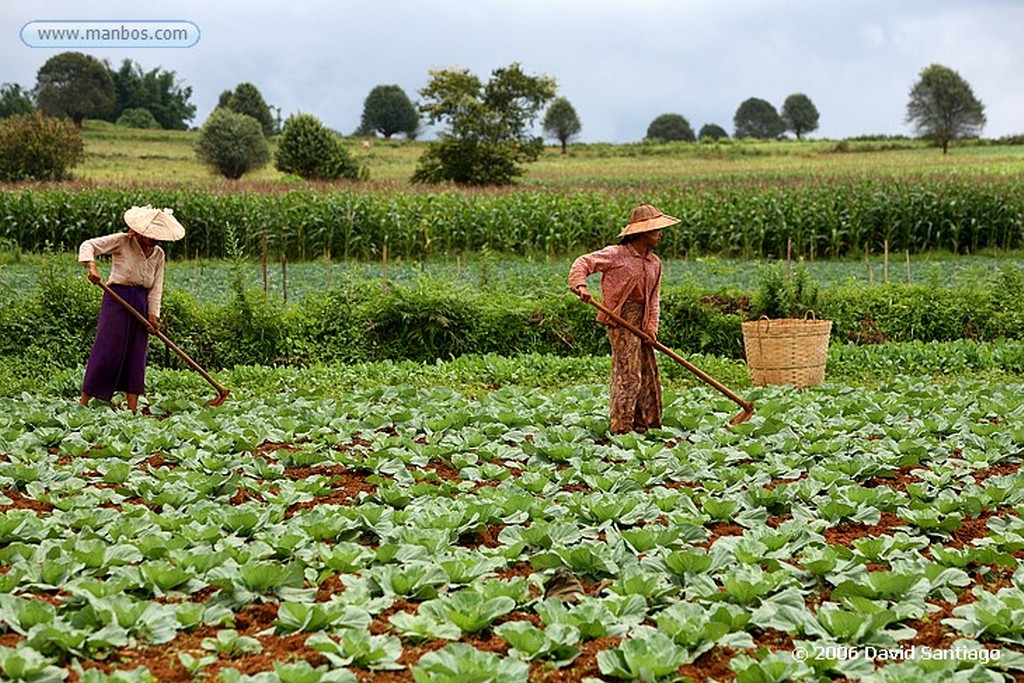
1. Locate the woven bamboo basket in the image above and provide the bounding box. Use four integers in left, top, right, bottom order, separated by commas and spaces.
741, 315, 833, 388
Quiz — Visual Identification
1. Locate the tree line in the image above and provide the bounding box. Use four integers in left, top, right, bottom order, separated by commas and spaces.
1, 52, 194, 130
0, 52, 990, 185
645, 93, 821, 143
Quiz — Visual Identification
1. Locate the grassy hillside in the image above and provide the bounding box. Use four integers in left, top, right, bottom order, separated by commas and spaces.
76, 120, 1024, 187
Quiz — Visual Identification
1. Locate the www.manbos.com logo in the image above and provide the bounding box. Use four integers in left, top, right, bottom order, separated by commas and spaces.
21, 20, 200, 48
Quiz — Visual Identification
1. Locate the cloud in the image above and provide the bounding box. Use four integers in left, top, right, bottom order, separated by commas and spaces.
3, 0, 1021, 141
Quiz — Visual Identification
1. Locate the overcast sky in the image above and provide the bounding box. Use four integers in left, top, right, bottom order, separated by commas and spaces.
3, 0, 1022, 142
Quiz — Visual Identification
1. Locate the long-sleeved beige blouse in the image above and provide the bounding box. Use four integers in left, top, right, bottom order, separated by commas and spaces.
78, 233, 166, 317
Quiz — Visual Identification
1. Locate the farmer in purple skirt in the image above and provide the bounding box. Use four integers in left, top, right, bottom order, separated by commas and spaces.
78, 206, 185, 413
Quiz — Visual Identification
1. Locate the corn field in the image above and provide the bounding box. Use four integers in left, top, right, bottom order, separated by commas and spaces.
2, 175, 1022, 261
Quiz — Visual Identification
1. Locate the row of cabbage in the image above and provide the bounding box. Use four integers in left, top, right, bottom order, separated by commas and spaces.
0, 376, 1023, 680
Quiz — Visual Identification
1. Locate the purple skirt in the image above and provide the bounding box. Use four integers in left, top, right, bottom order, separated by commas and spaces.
82, 285, 149, 400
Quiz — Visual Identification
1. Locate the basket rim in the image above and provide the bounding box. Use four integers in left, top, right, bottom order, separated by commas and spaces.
742, 318, 833, 334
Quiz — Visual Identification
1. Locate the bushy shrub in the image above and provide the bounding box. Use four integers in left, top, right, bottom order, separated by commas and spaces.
5, 267, 1024, 369
411, 138, 527, 186
823, 283, 991, 344
984, 265, 1024, 337
0, 112, 85, 181
750, 261, 820, 319
660, 285, 745, 357
364, 282, 477, 361
116, 107, 161, 129
287, 284, 375, 363
157, 278, 288, 369
275, 113, 360, 181
207, 292, 288, 367
195, 108, 269, 179
0, 254, 98, 365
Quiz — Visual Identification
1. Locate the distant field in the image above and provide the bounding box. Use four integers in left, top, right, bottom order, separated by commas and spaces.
75, 120, 1024, 187
1, 251, 1016, 305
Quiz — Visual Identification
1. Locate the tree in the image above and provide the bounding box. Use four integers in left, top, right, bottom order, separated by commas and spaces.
412, 63, 557, 185
34, 52, 115, 127
223, 83, 276, 136
698, 123, 729, 141
195, 109, 269, 179
275, 113, 360, 181
645, 113, 695, 142
107, 59, 195, 130
358, 85, 419, 139
542, 97, 582, 153
906, 64, 985, 154
0, 111, 84, 181
0, 83, 34, 118
733, 98, 785, 139
781, 93, 819, 139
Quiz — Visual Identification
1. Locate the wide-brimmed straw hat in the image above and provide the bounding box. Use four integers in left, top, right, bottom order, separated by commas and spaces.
617, 204, 679, 238
123, 205, 185, 241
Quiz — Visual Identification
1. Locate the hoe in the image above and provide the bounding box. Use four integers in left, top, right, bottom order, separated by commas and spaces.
94, 279, 230, 407
584, 297, 754, 425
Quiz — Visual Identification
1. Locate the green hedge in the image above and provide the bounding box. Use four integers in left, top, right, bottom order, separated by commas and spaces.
2, 177, 1023, 261
5, 267, 1024, 370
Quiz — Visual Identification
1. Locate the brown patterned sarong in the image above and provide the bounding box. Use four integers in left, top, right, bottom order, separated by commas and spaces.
607, 300, 662, 433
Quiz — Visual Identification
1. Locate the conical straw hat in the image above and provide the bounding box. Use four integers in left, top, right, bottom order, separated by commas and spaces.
617, 204, 679, 238
123, 205, 185, 241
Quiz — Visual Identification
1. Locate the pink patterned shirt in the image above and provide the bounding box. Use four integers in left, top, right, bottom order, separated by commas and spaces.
568, 243, 662, 336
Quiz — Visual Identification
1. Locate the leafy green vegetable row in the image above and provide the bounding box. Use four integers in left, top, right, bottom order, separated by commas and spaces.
0, 377, 1023, 680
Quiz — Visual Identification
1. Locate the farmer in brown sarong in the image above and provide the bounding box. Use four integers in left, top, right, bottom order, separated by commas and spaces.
78, 206, 185, 413
568, 204, 679, 434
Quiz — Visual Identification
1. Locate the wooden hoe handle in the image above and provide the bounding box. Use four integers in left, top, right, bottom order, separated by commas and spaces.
583, 297, 754, 424
93, 280, 230, 406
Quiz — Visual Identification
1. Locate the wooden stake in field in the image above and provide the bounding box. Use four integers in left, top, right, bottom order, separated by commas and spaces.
192, 250, 199, 297
325, 250, 332, 290
905, 249, 912, 284
344, 203, 356, 261
262, 230, 268, 294
786, 237, 793, 278
281, 253, 288, 303
867, 259, 874, 285
883, 239, 889, 283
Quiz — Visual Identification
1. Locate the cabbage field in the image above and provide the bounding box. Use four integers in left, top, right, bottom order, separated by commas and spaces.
1, 354, 1024, 682
3, 135, 1024, 681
